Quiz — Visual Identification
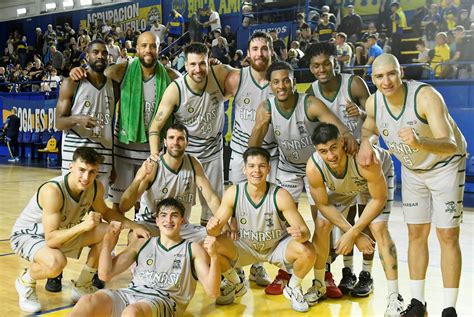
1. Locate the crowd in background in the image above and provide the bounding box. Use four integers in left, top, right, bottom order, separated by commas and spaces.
0, 0, 473, 93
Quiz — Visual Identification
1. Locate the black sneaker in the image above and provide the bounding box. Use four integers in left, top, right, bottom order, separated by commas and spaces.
45, 273, 62, 292
442, 307, 457, 317
401, 298, 427, 316
350, 271, 373, 297
338, 267, 357, 295
92, 272, 105, 289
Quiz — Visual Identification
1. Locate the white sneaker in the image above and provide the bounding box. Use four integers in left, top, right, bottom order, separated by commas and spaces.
304, 279, 326, 306
385, 293, 404, 317
15, 274, 42, 313
216, 278, 236, 305
249, 264, 271, 287
283, 285, 309, 312
71, 280, 98, 303
235, 276, 248, 298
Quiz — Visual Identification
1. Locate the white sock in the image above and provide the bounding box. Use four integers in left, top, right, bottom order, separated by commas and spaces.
410, 279, 425, 304
223, 268, 240, 284
443, 288, 459, 309
314, 269, 325, 289
343, 255, 354, 270
21, 270, 35, 284
387, 280, 399, 296
76, 264, 97, 286
288, 275, 303, 289
362, 259, 373, 273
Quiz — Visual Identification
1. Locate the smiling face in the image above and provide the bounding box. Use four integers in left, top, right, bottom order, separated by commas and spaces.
248, 37, 272, 72
269, 69, 295, 102
69, 159, 99, 191
87, 43, 108, 73
137, 32, 159, 68
164, 128, 188, 158
309, 53, 336, 84
185, 52, 208, 84
315, 137, 345, 169
155, 206, 185, 236
371, 60, 404, 97
243, 154, 270, 186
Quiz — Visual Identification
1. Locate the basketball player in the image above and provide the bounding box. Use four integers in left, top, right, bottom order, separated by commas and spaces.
148, 43, 233, 226
358, 54, 466, 317
223, 31, 278, 290
206, 147, 316, 312
305, 42, 374, 299
70, 198, 221, 317
120, 123, 221, 242
10, 147, 150, 313
304, 123, 404, 315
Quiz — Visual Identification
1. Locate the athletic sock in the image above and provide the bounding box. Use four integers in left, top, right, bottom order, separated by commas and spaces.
387, 279, 399, 296
21, 269, 35, 284
343, 255, 354, 270
314, 269, 325, 290
443, 288, 459, 309
288, 275, 303, 289
222, 268, 240, 284
410, 279, 425, 304
76, 264, 97, 286
362, 259, 373, 274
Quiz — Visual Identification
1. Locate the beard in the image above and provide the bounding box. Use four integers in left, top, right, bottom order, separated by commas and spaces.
250, 56, 270, 72
139, 55, 157, 68
89, 60, 107, 73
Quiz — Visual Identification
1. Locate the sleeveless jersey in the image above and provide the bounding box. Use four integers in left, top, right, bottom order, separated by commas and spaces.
234, 182, 289, 252
173, 68, 225, 163
131, 238, 197, 316
136, 154, 197, 224
11, 174, 96, 236
310, 74, 364, 140
114, 68, 157, 165
269, 93, 319, 175
374, 80, 466, 171
61, 78, 115, 176
230, 67, 278, 159
311, 146, 393, 211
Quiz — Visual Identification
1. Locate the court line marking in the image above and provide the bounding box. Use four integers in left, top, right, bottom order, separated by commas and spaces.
0, 252, 14, 257
27, 304, 73, 316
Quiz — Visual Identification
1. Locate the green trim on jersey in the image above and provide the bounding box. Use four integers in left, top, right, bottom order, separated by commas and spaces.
184, 74, 208, 97
232, 185, 239, 217
275, 93, 299, 120
135, 237, 153, 265
188, 242, 198, 281
273, 186, 286, 222
161, 155, 184, 175
244, 182, 270, 209
249, 67, 268, 90
157, 237, 186, 252
37, 181, 64, 211
414, 84, 430, 124
348, 75, 355, 102
374, 92, 378, 127
92, 179, 97, 202
143, 74, 155, 83
87, 77, 107, 91
311, 155, 326, 183
172, 81, 182, 113
318, 74, 341, 103
70, 80, 82, 107
64, 173, 81, 203
234, 68, 244, 99
189, 155, 196, 178
383, 82, 408, 121
211, 66, 225, 96
305, 83, 315, 96
324, 154, 349, 179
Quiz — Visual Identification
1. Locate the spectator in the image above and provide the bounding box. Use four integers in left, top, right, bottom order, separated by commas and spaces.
55, 26, 65, 51
167, 9, 185, 46
377, 0, 392, 33
338, 5, 363, 43
290, 41, 304, 59
69, 43, 82, 68
230, 49, 244, 68
451, 25, 473, 78
19, 69, 31, 92
411, 5, 429, 37
0, 66, 7, 92
47, 68, 61, 91
422, 4, 442, 49
296, 13, 306, 31
315, 12, 336, 42
296, 23, 312, 52
50, 45, 64, 74
63, 23, 76, 50
363, 34, 383, 78
390, 1, 407, 60
159, 55, 171, 68
211, 29, 228, 48
188, 9, 204, 43
287, 48, 300, 68
241, 2, 254, 27
269, 29, 288, 61
34, 27, 44, 57
456, 9, 471, 30
442, 0, 460, 30
211, 35, 230, 64
124, 40, 136, 58
431, 32, 451, 78
17, 36, 28, 68
43, 24, 57, 55
321, 5, 337, 25
447, 30, 457, 56
29, 59, 44, 92
335, 32, 353, 74
106, 37, 120, 63
413, 39, 430, 63
3, 107, 20, 162
222, 25, 236, 51
78, 29, 91, 52
125, 27, 136, 44
150, 19, 167, 43
205, 6, 221, 32
116, 48, 131, 64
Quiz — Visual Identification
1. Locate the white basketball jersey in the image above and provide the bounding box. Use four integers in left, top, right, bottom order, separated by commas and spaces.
136, 154, 197, 224
11, 174, 96, 235
311, 146, 393, 211
230, 67, 278, 158
311, 74, 364, 140
375, 80, 466, 171
114, 72, 157, 164
173, 68, 225, 163
131, 238, 197, 316
234, 182, 289, 252
269, 93, 319, 175
61, 78, 115, 176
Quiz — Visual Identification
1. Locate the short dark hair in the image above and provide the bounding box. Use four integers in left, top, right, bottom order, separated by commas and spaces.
86, 39, 107, 52
72, 147, 104, 165
305, 42, 337, 60
154, 197, 186, 217
416, 39, 426, 46
367, 34, 378, 41
183, 43, 209, 60
247, 31, 273, 51
265, 61, 294, 81
166, 122, 189, 141
311, 123, 340, 146
336, 32, 347, 41
243, 147, 270, 164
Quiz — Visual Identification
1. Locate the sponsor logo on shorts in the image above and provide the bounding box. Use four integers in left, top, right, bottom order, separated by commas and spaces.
403, 202, 418, 207
445, 201, 456, 213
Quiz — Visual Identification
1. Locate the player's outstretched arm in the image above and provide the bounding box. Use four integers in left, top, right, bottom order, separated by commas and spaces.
206, 186, 236, 236
192, 156, 221, 216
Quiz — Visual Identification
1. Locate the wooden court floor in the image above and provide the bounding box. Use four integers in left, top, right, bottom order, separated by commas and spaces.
0, 164, 473, 316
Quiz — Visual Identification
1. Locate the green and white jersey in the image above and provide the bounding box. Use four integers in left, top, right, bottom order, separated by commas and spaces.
114, 72, 157, 165
269, 93, 319, 175
230, 67, 278, 158
61, 77, 115, 176
310, 74, 363, 140
234, 182, 289, 252
173, 68, 225, 163
11, 174, 96, 236
136, 154, 197, 224
131, 238, 197, 316
311, 146, 393, 211
374, 80, 466, 171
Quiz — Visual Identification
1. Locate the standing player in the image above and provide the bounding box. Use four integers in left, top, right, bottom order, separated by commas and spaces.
10, 147, 150, 313
120, 123, 221, 241
206, 147, 316, 312
148, 43, 233, 226
305, 123, 404, 315
305, 41, 375, 299
70, 198, 221, 317
359, 54, 466, 316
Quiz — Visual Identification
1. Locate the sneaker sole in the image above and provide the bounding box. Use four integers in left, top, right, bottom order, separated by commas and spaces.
350, 287, 374, 298
283, 288, 309, 313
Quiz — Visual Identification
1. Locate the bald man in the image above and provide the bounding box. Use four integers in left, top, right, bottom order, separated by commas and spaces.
358, 53, 466, 317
